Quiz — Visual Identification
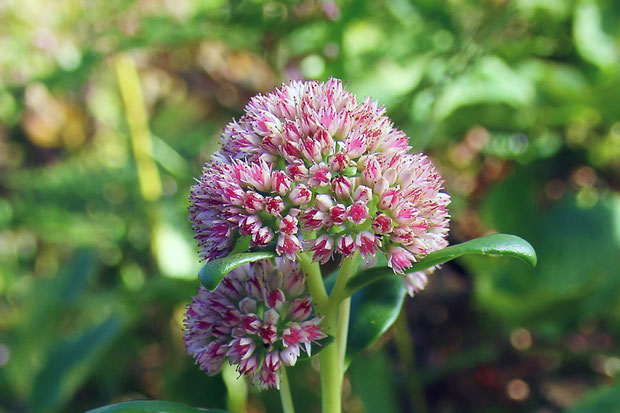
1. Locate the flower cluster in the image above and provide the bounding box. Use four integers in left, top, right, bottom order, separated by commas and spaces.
189, 78, 450, 276
183, 259, 326, 390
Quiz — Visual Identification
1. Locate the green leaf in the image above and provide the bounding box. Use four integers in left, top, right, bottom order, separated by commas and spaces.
345, 274, 406, 366
349, 349, 400, 413
408, 233, 536, 271
345, 234, 536, 296
573, 0, 617, 69
474, 170, 620, 327
198, 251, 276, 290
566, 382, 620, 413
87, 400, 229, 413
31, 316, 124, 412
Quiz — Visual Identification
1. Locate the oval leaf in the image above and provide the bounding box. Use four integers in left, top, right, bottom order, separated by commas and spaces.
198, 251, 276, 290
345, 234, 536, 296
410, 233, 537, 271
87, 400, 229, 413
345, 274, 406, 367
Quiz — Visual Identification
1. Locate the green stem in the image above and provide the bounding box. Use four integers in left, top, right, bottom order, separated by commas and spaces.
320, 253, 360, 413
279, 366, 296, 413
329, 254, 360, 306
337, 297, 351, 368
297, 252, 329, 313
318, 329, 341, 413
298, 248, 360, 413
222, 363, 247, 413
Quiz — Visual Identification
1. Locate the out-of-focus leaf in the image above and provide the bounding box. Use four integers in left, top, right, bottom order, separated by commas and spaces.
434, 56, 535, 119
154, 219, 199, 280
566, 381, 620, 413
350, 57, 428, 106
349, 349, 399, 413
198, 251, 276, 290
5, 250, 98, 397
472, 166, 620, 329
87, 400, 229, 413
345, 234, 536, 296
151, 134, 190, 178
30, 316, 124, 412
345, 274, 406, 366
574, 0, 618, 69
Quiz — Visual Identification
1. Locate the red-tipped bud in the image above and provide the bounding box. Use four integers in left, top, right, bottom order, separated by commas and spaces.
289, 184, 312, 205
329, 204, 347, 226
278, 215, 299, 235
336, 234, 356, 257
372, 213, 393, 234
271, 171, 292, 195
308, 163, 332, 187
347, 201, 369, 225
244, 191, 265, 213
329, 152, 349, 171
331, 175, 352, 198
314, 194, 334, 211
353, 185, 372, 203
310, 235, 334, 264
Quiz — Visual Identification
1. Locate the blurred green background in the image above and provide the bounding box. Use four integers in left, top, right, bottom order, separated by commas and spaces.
1, 0, 619, 412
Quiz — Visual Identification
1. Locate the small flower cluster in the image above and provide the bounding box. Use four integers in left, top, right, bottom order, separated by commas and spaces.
189, 78, 450, 276
183, 259, 326, 390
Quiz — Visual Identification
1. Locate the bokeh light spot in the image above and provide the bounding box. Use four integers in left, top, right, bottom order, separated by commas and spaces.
507, 379, 530, 401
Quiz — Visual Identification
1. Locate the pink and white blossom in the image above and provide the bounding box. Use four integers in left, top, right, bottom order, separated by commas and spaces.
189, 78, 450, 290
184, 259, 327, 390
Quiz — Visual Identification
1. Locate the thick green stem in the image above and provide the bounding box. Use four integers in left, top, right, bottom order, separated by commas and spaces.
279, 366, 296, 413
318, 328, 341, 413
297, 252, 329, 313
319, 254, 360, 413
298, 249, 360, 413
329, 254, 360, 306
337, 297, 351, 368
222, 363, 247, 413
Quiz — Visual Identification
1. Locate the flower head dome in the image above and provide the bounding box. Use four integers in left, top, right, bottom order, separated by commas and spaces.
189, 78, 450, 276
183, 258, 326, 390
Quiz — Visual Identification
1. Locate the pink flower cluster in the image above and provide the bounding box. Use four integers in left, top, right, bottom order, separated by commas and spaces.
183, 259, 326, 390
189, 78, 450, 275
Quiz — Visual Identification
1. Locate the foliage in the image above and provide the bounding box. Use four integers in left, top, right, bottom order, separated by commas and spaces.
1, 0, 619, 412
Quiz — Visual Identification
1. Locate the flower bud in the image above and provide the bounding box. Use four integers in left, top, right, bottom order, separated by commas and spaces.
276, 234, 302, 260
252, 227, 274, 246
301, 208, 327, 231
347, 201, 369, 225
336, 234, 356, 257
329, 152, 349, 171
310, 235, 334, 264
314, 194, 334, 211
265, 196, 285, 216
328, 204, 347, 226
278, 215, 299, 235
272, 171, 292, 195
289, 184, 312, 205
331, 175, 352, 198
372, 213, 394, 234
308, 163, 332, 187
353, 185, 373, 203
